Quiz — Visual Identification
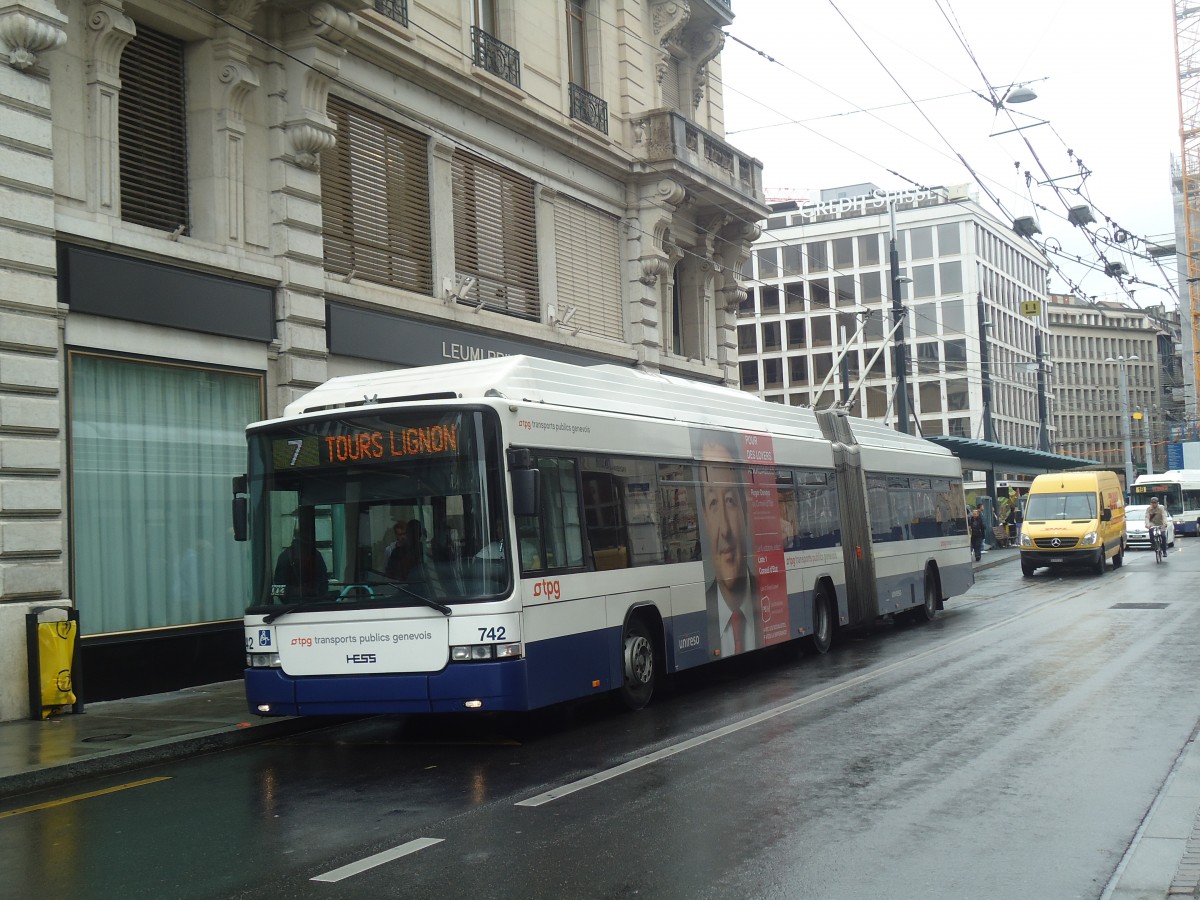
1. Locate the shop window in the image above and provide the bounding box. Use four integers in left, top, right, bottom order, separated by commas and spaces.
69, 353, 262, 633
119, 23, 189, 234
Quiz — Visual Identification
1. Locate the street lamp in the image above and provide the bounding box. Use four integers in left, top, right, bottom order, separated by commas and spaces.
1106, 354, 1139, 491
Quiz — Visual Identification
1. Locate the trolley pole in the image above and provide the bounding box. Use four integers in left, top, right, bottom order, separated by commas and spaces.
889, 203, 910, 434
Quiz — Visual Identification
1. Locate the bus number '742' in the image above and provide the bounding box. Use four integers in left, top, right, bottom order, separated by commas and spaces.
479, 627, 507, 642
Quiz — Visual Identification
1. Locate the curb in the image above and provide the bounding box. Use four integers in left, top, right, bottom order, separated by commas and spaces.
0, 715, 343, 800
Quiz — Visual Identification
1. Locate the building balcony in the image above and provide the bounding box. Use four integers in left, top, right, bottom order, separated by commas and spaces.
471, 27, 520, 89
569, 82, 608, 134
633, 110, 765, 217
373, 0, 407, 25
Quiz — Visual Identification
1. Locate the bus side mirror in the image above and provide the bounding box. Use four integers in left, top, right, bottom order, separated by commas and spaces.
511, 468, 540, 519
232, 475, 248, 542
1101, 508, 1112, 522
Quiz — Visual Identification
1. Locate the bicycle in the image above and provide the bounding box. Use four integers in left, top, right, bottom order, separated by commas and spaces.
1150, 525, 1166, 563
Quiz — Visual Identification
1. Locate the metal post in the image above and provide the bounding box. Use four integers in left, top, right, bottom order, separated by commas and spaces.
839, 323, 850, 405
977, 293, 994, 443
1117, 359, 1135, 490
1143, 408, 1155, 476
1035, 330, 1050, 452
889, 204, 910, 434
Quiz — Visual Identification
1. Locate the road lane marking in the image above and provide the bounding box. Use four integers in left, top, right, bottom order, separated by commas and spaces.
0, 776, 171, 819
517, 589, 1093, 808
311, 838, 444, 883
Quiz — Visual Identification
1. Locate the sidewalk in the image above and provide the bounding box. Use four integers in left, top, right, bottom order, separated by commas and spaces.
0, 680, 319, 799
0, 546, 1195, 899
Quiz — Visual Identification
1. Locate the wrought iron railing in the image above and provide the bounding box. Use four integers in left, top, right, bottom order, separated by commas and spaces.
471, 26, 520, 88
373, 0, 407, 25
569, 82, 608, 134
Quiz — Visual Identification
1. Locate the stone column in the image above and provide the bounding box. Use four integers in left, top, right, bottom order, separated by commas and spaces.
0, 0, 68, 721
627, 177, 686, 371
266, 0, 366, 413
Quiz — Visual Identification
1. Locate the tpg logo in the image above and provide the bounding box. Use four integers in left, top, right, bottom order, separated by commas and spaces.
531, 579, 561, 600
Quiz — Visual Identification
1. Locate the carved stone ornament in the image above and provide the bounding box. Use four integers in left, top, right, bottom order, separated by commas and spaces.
216, 0, 264, 28
639, 255, 670, 287
288, 120, 335, 169
651, 0, 690, 55
0, 3, 66, 71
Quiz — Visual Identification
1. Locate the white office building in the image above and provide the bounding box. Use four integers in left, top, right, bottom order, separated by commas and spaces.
740, 184, 1052, 450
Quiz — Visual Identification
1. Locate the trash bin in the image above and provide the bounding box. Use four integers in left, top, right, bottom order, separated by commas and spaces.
26, 607, 83, 720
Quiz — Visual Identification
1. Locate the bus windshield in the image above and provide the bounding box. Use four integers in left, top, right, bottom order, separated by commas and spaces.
1024, 492, 1097, 521
1130, 482, 1184, 516
245, 408, 509, 612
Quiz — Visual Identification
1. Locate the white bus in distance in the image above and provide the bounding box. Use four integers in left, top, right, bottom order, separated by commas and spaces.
1131, 471, 1200, 537
236, 356, 973, 716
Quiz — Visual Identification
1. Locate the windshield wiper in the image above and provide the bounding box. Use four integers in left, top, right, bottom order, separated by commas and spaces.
365, 568, 452, 616
263, 602, 307, 624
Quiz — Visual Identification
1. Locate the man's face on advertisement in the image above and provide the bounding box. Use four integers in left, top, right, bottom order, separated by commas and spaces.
701, 443, 747, 595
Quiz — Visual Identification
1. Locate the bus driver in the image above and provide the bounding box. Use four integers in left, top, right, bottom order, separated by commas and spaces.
698, 435, 761, 656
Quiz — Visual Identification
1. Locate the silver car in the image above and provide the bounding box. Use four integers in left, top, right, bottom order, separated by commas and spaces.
1126, 504, 1175, 550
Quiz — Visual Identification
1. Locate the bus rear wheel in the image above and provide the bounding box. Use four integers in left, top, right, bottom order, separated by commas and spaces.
911, 569, 938, 623
617, 617, 656, 710
802, 585, 834, 654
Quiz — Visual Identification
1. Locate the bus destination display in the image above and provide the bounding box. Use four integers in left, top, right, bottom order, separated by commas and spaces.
271, 420, 461, 469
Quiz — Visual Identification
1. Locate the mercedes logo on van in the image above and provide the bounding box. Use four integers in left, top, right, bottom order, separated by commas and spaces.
1051, 538, 1062, 547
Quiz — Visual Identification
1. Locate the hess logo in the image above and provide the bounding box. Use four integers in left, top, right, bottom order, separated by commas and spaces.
531, 579, 561, 600
346, 653, 377, 664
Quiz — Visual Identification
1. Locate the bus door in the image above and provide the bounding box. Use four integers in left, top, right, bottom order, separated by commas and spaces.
816, 411, 878, 624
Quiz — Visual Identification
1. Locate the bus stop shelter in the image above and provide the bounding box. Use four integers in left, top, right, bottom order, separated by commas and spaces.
925, 436, 1100, 529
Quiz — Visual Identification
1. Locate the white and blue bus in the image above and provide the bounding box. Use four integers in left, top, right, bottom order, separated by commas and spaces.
1131, 471, 1200, 536
235, 356, 973, 716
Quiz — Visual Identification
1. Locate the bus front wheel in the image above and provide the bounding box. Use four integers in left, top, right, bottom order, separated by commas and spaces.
618, 617, 656, 710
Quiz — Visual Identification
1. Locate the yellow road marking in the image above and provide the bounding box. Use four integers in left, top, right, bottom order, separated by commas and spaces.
0, 776, 171, 819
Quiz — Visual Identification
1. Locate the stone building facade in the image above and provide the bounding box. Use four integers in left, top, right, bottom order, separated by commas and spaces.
0, 0, 764, 717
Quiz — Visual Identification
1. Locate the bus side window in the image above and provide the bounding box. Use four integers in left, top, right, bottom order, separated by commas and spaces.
520, 457, 584, 574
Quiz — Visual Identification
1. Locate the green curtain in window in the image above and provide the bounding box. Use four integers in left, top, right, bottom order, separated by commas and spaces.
70, 354, 261, 634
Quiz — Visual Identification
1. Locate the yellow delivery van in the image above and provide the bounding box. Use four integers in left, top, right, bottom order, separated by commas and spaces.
1019, 471, 1126, 577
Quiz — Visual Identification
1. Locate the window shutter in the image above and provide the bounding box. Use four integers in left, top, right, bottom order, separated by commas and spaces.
119, 23, 189, 234
321, 96, 432, 294
451, 151, 539, 319
553, 197, 623, 340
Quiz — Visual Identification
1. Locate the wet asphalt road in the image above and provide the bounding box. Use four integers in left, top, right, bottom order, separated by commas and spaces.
3, 546, 1199, 900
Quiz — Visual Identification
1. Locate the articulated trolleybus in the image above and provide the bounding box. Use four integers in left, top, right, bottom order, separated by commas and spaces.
236, 356, 972, 716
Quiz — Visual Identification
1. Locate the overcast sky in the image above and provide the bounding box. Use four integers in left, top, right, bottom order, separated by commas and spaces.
719, 0, 1180, 310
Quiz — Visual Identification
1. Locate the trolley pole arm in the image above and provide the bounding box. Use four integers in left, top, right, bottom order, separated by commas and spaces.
810, 311, 873, 409
841, 314, 908, 411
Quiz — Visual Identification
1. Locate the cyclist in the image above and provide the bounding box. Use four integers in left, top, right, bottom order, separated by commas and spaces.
1145, 496, 1168, 558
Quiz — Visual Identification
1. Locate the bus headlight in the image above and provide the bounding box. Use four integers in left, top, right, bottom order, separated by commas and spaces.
1082, 531, 1099, 545
247, 652, 281, 668
451, 642, 523, 661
